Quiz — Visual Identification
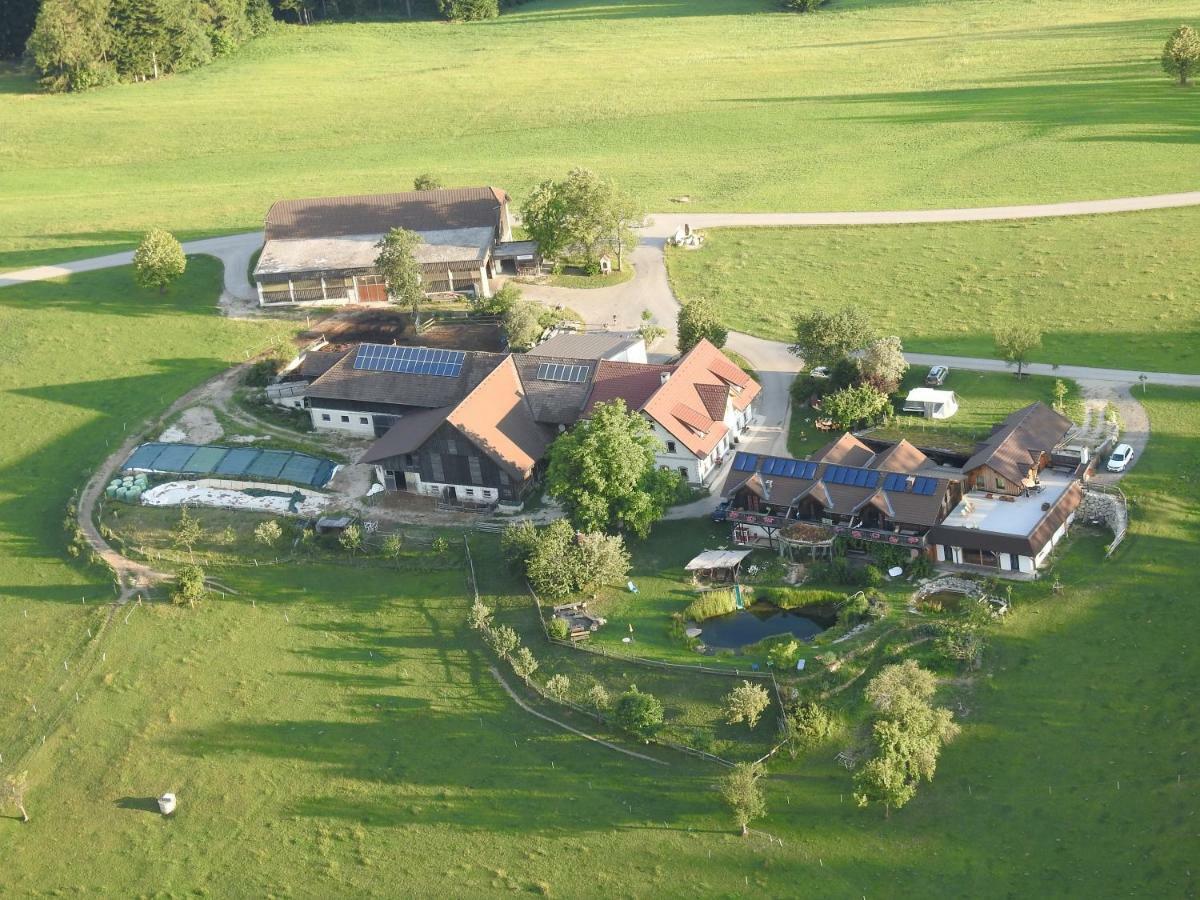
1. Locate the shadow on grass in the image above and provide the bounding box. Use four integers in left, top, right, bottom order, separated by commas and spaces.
115, 796, 163, 814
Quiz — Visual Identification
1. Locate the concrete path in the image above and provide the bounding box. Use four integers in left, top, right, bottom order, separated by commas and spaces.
0, 232, 264, 301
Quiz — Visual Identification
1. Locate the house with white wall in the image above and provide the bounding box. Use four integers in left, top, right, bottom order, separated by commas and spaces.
584, 339, 760, 485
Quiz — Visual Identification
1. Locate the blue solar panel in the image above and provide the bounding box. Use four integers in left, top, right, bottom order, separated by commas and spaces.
782, 460, 797, 478
732, 452, 758, 472
883, 473, 907, 492
863, 470, 880, 488
353, 344, 465, 377
800, 461, 817, 480
914, 477, 938, 495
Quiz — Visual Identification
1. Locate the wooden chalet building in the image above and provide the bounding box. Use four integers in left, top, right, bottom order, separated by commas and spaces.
253, 186, 527, 306
721, 403, 1083, 575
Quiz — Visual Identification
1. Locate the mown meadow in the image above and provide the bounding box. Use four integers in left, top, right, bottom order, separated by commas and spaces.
2, 0, 1199, 268
668, 207, 1200, 374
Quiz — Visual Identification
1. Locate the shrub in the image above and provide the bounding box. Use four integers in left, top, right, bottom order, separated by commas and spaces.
523, 520, 631, 599
871, 544, 909, 570
437, 0, 498, 19
783, 0, 823, 10
172, 564, 207, 607
547, 616, 570, 640
838, 591, 869, 625
787, 702, 833, 755
614, 685, 664, 739
545, 674, 571, 702
684, 589, 737, 622
767, 638, 801, 670
909, 555, 936, 580
501, 520, 539, 570
485, 624, 520, 659
431, 536, 450, 555
862, 565, 885, 589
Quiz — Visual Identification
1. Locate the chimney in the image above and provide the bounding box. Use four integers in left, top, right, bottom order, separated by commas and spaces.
660, 371, 671, 385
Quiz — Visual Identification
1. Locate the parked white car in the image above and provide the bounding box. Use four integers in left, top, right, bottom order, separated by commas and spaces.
1106, 443, 1134, 472
810, 366, 831, 379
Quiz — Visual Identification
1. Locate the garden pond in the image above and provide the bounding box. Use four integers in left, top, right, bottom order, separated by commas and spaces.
698, 603, 837, 649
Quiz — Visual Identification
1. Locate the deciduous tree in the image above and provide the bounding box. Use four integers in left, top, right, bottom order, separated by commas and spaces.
338, 523, 364, 555
791, 307, 875, 369
468, 598, 492, 631
413, 173, 443, 190
586, 683, 611, 714
520, 168, 642, 269
724, 680, 771, 730
545, 673, 570, 701
677, 297, 728, 352
380, 533, 405, 568
859, 336, 909, 393
510, 646, 538, 684
171, 506, 204, 552
133, 228, 186, 294
502, 300, 544, 350
720, 762, 766, 836
374, 227, 424, 324
1162, 24, 1200, 86
994, 322, 1042, 377
485, 624, 520, 659
545, 399, 680, 537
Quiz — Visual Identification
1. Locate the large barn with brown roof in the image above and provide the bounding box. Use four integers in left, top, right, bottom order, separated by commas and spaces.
252, 187, 519, 306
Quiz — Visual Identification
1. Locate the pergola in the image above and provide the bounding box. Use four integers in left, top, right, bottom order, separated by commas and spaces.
684, 548, 754, 583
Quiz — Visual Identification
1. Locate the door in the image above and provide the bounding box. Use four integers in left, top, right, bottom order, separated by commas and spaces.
355, 275, 388, 303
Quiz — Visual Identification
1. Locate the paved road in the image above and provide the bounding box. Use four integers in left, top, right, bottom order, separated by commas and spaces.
0, 232, 264, 300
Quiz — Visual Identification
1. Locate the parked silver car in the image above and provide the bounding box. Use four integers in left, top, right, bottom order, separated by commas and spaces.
925, 365, 949, 386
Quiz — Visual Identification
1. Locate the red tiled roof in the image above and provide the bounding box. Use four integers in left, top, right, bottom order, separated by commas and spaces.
640, 340, 761, 457
447, 357, 549, 479
670, 402, 715, 436
695, 383, 729, 421
584, 361, 673, 415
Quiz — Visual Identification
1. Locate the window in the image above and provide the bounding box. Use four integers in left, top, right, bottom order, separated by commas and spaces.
678, 467, 689, 479
465, 488, 475, 497
341, 415, 350, 423
468, 456, 482, 484
995, 476, 1006, 490
445, 438, 458, 455
666, 441, 676, 454
321, 413, 331, 422
430, 452, 444, 482
404, 454, 415, 467
359, 417, 368, 425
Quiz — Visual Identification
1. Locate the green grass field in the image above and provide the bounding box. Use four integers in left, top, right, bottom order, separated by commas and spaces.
788, 369, 1079, 457
2, 0, 1199, 267
668, 208, 1200, 373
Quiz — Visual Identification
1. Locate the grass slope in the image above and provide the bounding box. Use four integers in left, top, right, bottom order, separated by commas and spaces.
0, 259, 293, 770
2, 0, 1199, 266
668, 208, 1200, 373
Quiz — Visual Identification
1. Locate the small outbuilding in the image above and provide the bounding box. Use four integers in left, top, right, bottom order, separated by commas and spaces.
684, 548, 754, 583
903, 388, 959, 420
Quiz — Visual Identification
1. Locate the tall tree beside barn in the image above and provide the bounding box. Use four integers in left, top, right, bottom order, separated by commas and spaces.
374, 227, 424, 325
521, 168, 643, 271
133, 228, 186, 294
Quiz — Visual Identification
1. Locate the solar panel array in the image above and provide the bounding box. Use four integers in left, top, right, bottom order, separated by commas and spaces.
536, 362, 590, 383
823, 465, 881, 489
353, 344, 465, 377
882, 473, 939, 495
730, 451, 942, 496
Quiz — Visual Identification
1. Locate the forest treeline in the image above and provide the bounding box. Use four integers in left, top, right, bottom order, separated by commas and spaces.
10, 0, 525, 93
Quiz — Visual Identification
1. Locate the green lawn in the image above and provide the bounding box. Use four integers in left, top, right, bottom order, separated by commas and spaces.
788, 369, 1080, 457
668, 208, 1200, 373
3, 0, 1200, 266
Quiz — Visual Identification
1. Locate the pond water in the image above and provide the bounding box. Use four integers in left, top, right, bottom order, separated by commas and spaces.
698, 603, 835, 649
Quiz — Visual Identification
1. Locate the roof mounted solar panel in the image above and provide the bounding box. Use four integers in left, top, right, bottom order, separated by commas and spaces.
800, 461, 817, 480
732, 452, 757, 472
864, 470, 880, 489
354, 344, 465, 377
536, 361, 590, 383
